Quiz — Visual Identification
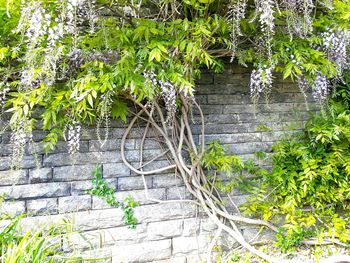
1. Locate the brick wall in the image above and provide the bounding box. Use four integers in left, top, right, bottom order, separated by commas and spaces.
0, 64, 317, 262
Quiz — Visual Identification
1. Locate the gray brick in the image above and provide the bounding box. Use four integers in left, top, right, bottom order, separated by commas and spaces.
92, 188, 166, 209
0, 182, 70, 200
134, 203, 196, 224
146, 219, 182, 240
226, 142, 273, 155
182, 218, 201, 237
118, 176, 152, 191
167, 186, 193, 200
0, 156, 39, 171
196, 73, 213, 84
152, 174, 183, 188
29, 168, 52, 183
0, 169, 27, 186
111, 239, 172, 262
43, 152, 121, 167
207, 94, 249, 105
130, 160, 173, 176
202, 133, 261, 144
0, 201, 25, 216
89, 139, 134, 152
103, 163, 130, 177
53, 164, 95, 181
27, 141, 89, 155
172, 235, 209, 256
27, 198, 58, 215
63, 224, 147, 252
58, 195, 91, 213
71, 178, 118, 195
15, 208, 123, 232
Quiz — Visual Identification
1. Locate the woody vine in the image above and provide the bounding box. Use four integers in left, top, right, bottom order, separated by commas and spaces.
0, 0, 350, 262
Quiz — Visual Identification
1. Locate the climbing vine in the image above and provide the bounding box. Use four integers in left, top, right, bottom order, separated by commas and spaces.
1, 0, 350, 262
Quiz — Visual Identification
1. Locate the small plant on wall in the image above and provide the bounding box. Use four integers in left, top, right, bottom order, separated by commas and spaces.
87, 166, 138, 228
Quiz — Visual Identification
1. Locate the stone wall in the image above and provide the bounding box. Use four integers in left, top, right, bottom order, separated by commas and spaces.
0, 64, 317, 262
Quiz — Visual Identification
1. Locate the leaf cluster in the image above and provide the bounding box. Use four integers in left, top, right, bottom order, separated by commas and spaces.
87, 166, 139, 228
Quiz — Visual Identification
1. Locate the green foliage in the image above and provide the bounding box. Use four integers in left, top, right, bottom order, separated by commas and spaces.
242, 73, 350, 249
0, 214, 102, 262
0, 0, 348, 157
276, 227, 314, 253
87, 166, 138, 228
202, 141, 267, 194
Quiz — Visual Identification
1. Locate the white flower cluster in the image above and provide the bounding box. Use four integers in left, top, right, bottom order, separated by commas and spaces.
282, 0, 314, 38
0, 84, 10, 107
66, 0, 97, 35
249, 65, 273, 103
144, 71, 177, 124
256, 0, 275, 34
67, 121, 81, 154
96, 92, 113, 147
312, 74, 329, 104
228, 0, 247, 60
10, 125, 29, 169
23, 4, 50, 46
321, 28, 350, 77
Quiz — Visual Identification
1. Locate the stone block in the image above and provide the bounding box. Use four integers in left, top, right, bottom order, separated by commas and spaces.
226, 142, 272, 155
130, 160, 172, 176
0, 156, 39, 171
146, 219, 183, 240
172, 235, 209, 256
89, 139, 134, 152
103, 163, 130, 177
201, 217, 217, 233
182, 218, 201, 237
29, 168, 52, 183
0, 182, 70, 200
134, 203, 196, 224
0, 169, 28, 186
203, 133, 261, 144
117, 176, 152, 191
63, 224, 147, 252
207, 94, 249, 105
92, 188, 166, 209
27, 198, 58, 215
53, 164, 96, 181
152, 173, 183, 188
12, 207, 124, 233
43, 152, 121, 167
193, 104, 223, 115
167, 186, 193, 200
27, 141, 89, 155
0, 201, 25, 216
70, 178, 118, 196
58, 195, 92, 213
111, 239, 172, 262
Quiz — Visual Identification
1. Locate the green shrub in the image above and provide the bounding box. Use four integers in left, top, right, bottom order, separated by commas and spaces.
242, 73, 350, 249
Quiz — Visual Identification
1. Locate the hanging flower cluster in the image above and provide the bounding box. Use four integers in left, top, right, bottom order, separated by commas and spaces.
96, 91, 113, 147
312, 74, 329, 104
66, 121, 81, 154
144, 71, 177, 124
249, 65, 273, 104
9, 119, 33, 169
228, 0, 247, 60
0, 84, 10, 107
282, 0, 314, 38
321, 28, 350, 77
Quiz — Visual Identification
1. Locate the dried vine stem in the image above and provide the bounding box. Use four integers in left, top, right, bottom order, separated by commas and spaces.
120, 97, 281, 263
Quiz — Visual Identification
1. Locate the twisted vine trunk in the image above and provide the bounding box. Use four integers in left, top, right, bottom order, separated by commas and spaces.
120, 96, 280, 263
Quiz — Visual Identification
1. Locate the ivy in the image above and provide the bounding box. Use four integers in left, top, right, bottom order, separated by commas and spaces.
87, 166, 138, 229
